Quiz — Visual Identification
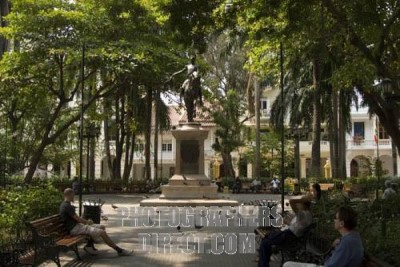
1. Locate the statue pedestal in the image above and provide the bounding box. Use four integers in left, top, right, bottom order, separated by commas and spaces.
161, 122, 217, 199
141, 122, 238, 207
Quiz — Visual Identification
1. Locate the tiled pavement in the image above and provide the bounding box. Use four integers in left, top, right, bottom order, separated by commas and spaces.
45, 193, 295, 267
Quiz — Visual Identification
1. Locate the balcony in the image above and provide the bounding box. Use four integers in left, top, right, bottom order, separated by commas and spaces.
300, 141, 330, 150
347, 139, 391, 149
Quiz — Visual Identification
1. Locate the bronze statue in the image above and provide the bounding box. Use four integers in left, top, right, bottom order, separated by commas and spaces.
169, 56, 203, 122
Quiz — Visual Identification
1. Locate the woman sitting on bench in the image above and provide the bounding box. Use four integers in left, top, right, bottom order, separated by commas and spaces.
258, 200, 313, 267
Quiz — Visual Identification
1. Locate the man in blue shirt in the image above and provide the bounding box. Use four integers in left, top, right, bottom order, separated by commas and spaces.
282, 206, 364, 267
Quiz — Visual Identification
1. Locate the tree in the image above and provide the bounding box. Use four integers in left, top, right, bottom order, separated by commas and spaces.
210, 89, 246, 178
0, 0, 176, 182
319, 0, 400, 154
243, 130, 295, 179
202, 32, 248, 178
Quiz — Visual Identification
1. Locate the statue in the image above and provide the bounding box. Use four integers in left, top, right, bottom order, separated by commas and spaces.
169, 56, 203, 122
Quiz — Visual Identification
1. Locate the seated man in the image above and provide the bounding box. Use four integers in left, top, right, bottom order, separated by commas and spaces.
250, 178, 262, 193
60, 188, 133, 256
383, 180, 396, 199
258, 201, 313, 267
215, 177, 223, 192
271, 177, 280, 194
232, 176, 242, 193
283, 206, 364, 267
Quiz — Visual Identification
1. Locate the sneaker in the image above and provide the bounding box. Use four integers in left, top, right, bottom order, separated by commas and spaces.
84, 246, 99, 255
118, 249, 134, 256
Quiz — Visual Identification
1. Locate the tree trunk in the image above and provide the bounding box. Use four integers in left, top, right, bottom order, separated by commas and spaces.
222, 152, 235, 178
122, 88, 136, 181
114, 93, 125, 180
122, 134, 135, 181
0, 0, 10, 59
103, 98, 114, 180
254, 78, 261, 179
25, 140, 49, 181
328, 89, 339, 178
311, 59, 322, 179
153, 89, 160, 181
338, 90, 347, 178
246, 73, 254, 115
144, 86, 152, 180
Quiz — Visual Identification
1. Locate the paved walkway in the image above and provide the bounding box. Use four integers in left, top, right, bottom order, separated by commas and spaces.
47, 193, 296, 267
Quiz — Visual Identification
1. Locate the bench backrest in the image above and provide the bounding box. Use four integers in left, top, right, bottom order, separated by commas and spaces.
28, 215, 69, 239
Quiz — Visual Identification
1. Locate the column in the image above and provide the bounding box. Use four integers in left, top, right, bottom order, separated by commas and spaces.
247, 163, 253, 178
300, 157, 307, 178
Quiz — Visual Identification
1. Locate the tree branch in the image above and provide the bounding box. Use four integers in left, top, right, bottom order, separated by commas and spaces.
322, 0, 386, 75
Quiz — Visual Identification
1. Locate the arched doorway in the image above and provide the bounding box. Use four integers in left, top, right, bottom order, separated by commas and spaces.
350, 156, 371, 177
350, 159, 358, 177
380, 155, 393, 176
238, 158, 247, 177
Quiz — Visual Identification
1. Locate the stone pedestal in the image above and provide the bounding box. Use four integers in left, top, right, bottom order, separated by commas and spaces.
140, 122, 238, 207
160, 122, 218, 199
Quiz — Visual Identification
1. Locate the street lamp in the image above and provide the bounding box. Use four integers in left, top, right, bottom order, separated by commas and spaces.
78, 123, 101, 193
279, 43, 285, 213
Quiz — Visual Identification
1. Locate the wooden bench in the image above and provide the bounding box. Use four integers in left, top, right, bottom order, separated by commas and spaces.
19, 215, 87, 267
319, 183, 335, 191
255, 223, 318, 265
241, 182, 251, 192
347, 184, 367, 198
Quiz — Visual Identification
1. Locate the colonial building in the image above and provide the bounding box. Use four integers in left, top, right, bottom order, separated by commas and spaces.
55, 86, 398, 180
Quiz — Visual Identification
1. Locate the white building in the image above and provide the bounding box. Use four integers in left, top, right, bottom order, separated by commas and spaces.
60, 85, 398, 181
258, 85, 399, 178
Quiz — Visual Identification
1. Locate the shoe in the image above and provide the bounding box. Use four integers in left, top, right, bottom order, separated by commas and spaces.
84, 246, 99, 255
118, 249, 134, 256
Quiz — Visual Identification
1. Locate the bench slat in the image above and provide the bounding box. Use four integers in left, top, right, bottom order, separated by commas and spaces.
30, 215, 61, 227
56, 235, 87, 247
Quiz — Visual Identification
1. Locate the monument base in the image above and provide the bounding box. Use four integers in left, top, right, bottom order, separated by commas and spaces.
140, 121, 238, 207
140, 198, 239, 207
160, 174, 218, 199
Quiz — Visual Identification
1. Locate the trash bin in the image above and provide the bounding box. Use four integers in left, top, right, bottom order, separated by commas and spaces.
223, 186, 229, 194
83, 199, 104, 224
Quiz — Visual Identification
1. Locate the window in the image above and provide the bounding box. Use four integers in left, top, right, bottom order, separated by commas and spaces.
135, 143, 144, 152
379, 123, 389, 139
260, 99, 269, 117
260, 99, 268, 110
162, 142, 172, 152
353, 122, 365, 139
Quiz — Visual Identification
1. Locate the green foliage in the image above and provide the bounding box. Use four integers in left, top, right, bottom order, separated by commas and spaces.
0, 184, 62, 241
309, 189, 400, 265
212, 90, 246, 154
243, 130, 295, 178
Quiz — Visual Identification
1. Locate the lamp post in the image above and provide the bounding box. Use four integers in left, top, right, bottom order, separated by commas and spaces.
280, 42, 285, 213
78, 43, 85, 216
79, 123, 100, 194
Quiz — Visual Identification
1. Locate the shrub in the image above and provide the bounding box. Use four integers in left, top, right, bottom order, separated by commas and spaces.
0, 184, 62, 242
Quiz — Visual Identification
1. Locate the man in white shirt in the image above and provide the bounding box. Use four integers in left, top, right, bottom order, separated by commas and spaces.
383, 180, 396, 199
271, 177, 280, 194
258, 201, 313, 267
251, 178, 262, 192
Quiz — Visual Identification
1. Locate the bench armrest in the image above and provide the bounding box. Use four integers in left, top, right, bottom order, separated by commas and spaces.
31, 232, 61, 249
